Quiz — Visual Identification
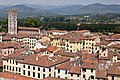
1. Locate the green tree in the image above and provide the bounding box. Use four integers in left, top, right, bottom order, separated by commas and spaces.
24, 17, 40, 27
114, 26, 120, 33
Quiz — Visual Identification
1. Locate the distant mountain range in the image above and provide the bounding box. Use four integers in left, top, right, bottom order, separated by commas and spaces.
50, 3, 120, 15
0, 3, 120, 18
49, 5, 84, 15
0, 5, 59, 18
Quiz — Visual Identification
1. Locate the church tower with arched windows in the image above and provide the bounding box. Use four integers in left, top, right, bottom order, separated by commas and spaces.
8, 10, 17, 34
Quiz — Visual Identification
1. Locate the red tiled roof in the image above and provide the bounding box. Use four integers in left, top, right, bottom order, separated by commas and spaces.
69, 66, 81, 74
18, 27, 39, 31
100, 50, 120, 60
81, 60, 98, 69
44, 76, 70, 80
4, 48, 28, 59
47, 30, 68, 33
47, 46, 59, 52
19, 54, 69, 67
111, 34, 120, 40
34, 48, 47, 53
76, 30, 90, 33
70, 30, 90, 33
0, 42, 25, 49
96, 70, 107, 79
0, 32, 6, 36
56, 61, 74, 70
0, 72, 36, 80
2, 36, 11, 41
108, 62, 120, 76
108, 43, 120, 49
55, 50, 80, 58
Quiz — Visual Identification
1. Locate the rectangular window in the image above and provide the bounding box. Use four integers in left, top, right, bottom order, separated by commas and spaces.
13, 67, 14, 71
19, 68, 21, 72
82, 68, 86, 72
38, 73, 40, 78
28, 66, 30, 69
33, 72, 35, 77
65, 70, 67, 74
10, 66, 11, 70
23, 65, 25, 68
38, 67, 40, 71
7, 66, 8, 70
112, 76, 114, 80
13, 60, 14, 64
23, 70, 25, 75
10, 60, 11, 63
58, 69, 60, 73
54, 72, 56, 77
4, 65, 6, 69
49, 68, 51, 72
91, 76, 94, 79
43, 74, 45, 78
16, 62, 18, 65
77, 74, 79, 77
83, 75, 85, 78
71, 73, 73, 76
43, 68, 45, 72
33, 66, 35, 70
16, 67, 17, 71
91, 69, 93, 73
28, 71, 30, 76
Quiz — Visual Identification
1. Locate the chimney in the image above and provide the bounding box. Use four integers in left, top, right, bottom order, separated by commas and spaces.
74, 63, 76, 66
36, 56, 39, 61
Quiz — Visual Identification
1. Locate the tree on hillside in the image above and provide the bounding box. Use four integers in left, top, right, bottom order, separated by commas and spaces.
23, 17, 40, 27
114, 26, 120, 33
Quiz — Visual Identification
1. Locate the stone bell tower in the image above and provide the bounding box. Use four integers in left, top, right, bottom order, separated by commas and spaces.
8, 10, 17, 34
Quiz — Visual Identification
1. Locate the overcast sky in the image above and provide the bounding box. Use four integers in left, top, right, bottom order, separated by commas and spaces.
0, 0, 120, 6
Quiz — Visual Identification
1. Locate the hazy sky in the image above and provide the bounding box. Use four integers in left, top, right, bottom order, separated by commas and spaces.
0, 0, 120, 5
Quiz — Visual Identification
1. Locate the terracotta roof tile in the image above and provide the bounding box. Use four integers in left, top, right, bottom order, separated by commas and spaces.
44, 76, 70, 80
108, 62, 120, 76
56, 61, 74, 70
96, 70, 107, 79
111, 34, 120, 40
18, 27, 39, 31
69, 66, 81, 74
47, 30, 68, 33
34, 48, 47, 53
0, 72, 36, 80
19, 54, 69, 67
81, 60, 98, 69
108, 43, 120, 49
4, 48, 28, 59
47, 46, 59, 52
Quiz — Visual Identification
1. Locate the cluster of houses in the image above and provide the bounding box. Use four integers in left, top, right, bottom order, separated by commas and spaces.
0, 10, 120, 80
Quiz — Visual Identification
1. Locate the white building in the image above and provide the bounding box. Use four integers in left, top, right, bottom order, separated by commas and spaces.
47, 30, 68, 36
3, 53, 69, 79
34, 42, 47, 50
55, 61, 81, 80
3, 48, 29, 75
55, 61, 72, 79
81, 60, 98, 80
68, 66, 81, 80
